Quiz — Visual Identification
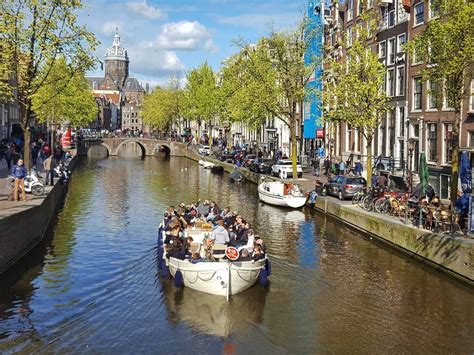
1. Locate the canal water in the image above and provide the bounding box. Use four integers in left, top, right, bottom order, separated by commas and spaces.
0, 155, 473, 353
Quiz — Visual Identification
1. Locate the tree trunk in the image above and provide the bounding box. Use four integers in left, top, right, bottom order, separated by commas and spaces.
366, 137, 373, 188
290, 117, 298, 181
450, 107, 460, 207
20, 102, 32, 169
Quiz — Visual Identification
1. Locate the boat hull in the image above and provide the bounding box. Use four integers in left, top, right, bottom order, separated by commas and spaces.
258, 186, 307, 208
168, 258, 266, 297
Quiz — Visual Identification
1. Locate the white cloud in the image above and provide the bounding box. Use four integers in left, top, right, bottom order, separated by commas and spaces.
155, 21, 215, 51
127, 41, 184, 78
101, 21, 122, 36
126, 1, 165, 20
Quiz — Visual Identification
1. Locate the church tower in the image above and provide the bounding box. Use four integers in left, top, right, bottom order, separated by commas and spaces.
103, 28, 129, 89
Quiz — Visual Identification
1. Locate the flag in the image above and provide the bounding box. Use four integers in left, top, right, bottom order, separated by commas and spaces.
419, 152, 429, 195
460, 151, 472, 194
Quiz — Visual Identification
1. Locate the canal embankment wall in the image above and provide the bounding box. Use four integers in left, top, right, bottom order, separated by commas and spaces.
184, 146, 473, 285
0, 158, 78, 276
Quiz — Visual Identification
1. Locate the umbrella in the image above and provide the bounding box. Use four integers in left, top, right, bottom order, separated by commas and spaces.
419, 152, 429, 195
459, 151, 472, 194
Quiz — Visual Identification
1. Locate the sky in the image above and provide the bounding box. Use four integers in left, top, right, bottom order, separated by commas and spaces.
80, 0, 306, 87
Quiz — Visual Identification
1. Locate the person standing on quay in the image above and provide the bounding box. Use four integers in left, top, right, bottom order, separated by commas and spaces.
338, 160, 346, 176
43, 154, 55, 186
355, 159, 363, 176
11, 159, 27, 201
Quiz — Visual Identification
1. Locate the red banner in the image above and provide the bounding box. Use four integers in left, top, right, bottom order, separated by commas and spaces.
61, 128, 72, 148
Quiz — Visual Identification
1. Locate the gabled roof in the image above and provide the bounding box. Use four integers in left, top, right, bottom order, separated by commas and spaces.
123, 77, 145, 92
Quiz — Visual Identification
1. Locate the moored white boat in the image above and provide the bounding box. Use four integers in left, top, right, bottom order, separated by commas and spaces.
198, 159, 215, 169
158, 226, 270, 300
258, 180, 307, 208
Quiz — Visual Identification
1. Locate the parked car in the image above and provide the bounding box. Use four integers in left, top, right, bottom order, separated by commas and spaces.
198, 145, 212, 156
249, 158, 273, 174
243, 154, 257, 168
271, 159, 303, 178
325, 176, 367, 200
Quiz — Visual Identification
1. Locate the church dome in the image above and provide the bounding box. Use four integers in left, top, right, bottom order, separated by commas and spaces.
105, 29, 129, 61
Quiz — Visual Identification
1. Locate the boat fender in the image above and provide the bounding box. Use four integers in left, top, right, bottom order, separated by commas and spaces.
259, 268, 268, 287
174, 270, 184, 288
265, 259, 272, 277
161, 262, 169, 278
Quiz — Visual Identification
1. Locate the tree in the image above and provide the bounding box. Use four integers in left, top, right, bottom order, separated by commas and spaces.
0, 0, 98, 167
406, 0, 474, 205
182, 62, 220, 139
220, 19, 320, 179
322, 18, 388, 187
32, 57, 97, 129
142, 82, 182, 134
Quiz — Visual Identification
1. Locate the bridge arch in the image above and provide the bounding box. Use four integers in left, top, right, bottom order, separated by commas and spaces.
154, 142, 171, 156
115, 139, 147, 156
87, 143, 111, 158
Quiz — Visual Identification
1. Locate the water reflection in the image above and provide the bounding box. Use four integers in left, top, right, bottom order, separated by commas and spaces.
0, 156, 472, 353
161, 279, 268, 338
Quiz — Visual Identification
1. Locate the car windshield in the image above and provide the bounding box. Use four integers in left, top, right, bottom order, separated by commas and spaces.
280, 161, 293, 165
346, 178, 366, 184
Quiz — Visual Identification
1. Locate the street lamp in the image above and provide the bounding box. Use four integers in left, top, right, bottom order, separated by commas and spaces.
408, 138, 416, 193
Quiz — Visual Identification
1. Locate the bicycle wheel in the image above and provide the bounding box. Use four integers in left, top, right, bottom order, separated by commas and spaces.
352, 192, 361, 205
374, 198, 385, 213
31, 184, 45, 196
363, 195, 373, 211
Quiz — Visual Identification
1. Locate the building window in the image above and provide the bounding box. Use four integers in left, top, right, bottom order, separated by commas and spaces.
471, 80, 474, 111
414, 2, 424, 25
399, 107, 405, 136
348, 0, 354, 20
388, 38, 395, 65
429, 0, 440, 18
427, 123, 438, 162
444, 82, 455, 110
396, 66, 405, 96
387, 69, 395, 97
428, 80, 440, 109
469, 131, 474, 147
358, 0, 363, 15
388, 10, 395, 27
413, 77, 422, 110
444, 123, 453, 163
379, 41, 386, 58
347, 26, 353, 46
397, 34, 406, 52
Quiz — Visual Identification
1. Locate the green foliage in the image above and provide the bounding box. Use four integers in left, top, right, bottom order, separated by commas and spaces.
32, 57, 97, 127
142, 82, 183, 130
323, 18, 388, 186
219, 19, 321, 177
406, 0, 473, 110
0, 0, 98, 166
182, 62, 219, 125
406, 0, 473, 203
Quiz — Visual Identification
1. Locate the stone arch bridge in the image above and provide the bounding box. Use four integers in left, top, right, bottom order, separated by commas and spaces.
77, 138, 188, 157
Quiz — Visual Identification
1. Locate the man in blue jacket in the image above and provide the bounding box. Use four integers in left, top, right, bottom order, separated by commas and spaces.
11, 159, 27, 201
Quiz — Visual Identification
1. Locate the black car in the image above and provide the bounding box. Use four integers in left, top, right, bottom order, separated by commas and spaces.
249, 158, 273, 174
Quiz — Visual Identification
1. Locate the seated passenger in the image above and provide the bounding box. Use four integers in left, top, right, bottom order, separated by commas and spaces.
166, 239, 185, 260
238, 229, 255, 253
252, 244, 265, 261
184, 236, 194, 256
210, 219, 230, 245
190, 253, 202, 263
255, 238, 267, 253
238, 248, 253, 261
196, 199, 210, 217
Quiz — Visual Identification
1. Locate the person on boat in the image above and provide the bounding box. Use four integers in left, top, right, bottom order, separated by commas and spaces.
166, 239, 186, 260
238, 248, 253, 261
190, 253, 202, 263
238, 229, 255, 253
252, 245, 265, 261
223, 209, 236, 227
210, 219, 229, 245
206, 201, 221, 222
196, 199, 210, 217
184, 236, 194, 256
255, 238, 267, 254
164, 220, 181, 244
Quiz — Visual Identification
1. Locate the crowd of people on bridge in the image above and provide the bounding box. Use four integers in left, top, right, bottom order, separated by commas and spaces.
162, 200, 266, 263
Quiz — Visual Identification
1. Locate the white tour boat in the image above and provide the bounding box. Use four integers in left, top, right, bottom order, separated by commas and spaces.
158, 224, 270, 300
258, 179, 307, 208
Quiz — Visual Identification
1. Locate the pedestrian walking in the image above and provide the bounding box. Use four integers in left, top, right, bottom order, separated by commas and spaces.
32, 143, 40, 166
43, 154, 56, 186
338, 160, 346, 176
324, 157, 331, 176
355, 159, 363, 176
5, 145, 13, 170
11, 159, 27, 201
